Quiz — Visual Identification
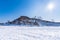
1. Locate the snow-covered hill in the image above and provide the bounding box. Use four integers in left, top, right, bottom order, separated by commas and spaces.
0, 26, 60, 40
4, 16, 60, 26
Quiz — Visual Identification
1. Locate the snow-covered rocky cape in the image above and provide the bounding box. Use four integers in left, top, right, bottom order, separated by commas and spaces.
0, 26, 60, 40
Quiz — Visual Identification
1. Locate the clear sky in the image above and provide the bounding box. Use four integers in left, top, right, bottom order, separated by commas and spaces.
0, 0, 60, 23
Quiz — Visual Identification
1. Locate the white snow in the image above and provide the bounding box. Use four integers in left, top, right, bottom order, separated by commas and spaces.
0, 26, 60, 40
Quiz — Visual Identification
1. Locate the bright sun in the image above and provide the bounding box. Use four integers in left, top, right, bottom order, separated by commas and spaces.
47, 3, 54, 10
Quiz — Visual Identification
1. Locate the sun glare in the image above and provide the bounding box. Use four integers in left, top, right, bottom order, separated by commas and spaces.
47, 3, 54, 10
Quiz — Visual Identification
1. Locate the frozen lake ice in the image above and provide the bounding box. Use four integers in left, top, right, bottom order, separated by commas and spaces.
0, 26, 60, 40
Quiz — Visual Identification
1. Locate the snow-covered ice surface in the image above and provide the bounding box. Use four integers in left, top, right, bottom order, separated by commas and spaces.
0, 26, 60, 40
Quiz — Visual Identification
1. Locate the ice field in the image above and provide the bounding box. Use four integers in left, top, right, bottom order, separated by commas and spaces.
0, 26, 60, 40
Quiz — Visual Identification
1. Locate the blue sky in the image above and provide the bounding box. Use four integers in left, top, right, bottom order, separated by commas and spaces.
0, 0, 60, 23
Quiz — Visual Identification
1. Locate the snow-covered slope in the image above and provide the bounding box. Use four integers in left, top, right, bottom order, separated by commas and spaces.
0, 26, 60, 40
